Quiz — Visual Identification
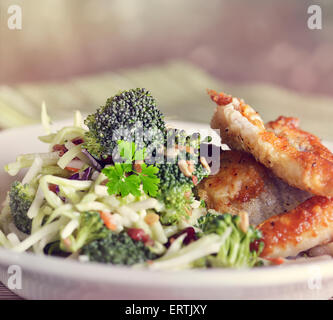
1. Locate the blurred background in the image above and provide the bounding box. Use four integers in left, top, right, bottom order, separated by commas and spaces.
0, 0, 332, 138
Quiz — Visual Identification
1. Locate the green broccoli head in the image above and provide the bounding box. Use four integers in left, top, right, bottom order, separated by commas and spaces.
81, 231, 158, 265
60, 211, 109, 253
9, 181, 34, 234
84, 88, 166, 160
195, 211, 263, 268
158, 184, 192, 225
157, 161, 208, 225
156, 129, 210, 225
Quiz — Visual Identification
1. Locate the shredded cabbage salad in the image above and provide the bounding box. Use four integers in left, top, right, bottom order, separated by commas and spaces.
0, 107, 222, 268
0, 98, 264, 270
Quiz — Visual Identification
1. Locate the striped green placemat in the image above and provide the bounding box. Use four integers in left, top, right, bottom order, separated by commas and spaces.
0, 60, 332, 141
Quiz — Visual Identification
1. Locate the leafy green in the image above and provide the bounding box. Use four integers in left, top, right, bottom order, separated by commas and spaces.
103, 164, 141, 197
102, 141, 160, 198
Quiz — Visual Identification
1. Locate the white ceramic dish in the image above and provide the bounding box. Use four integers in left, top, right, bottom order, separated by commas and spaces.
0, 120, 332, 300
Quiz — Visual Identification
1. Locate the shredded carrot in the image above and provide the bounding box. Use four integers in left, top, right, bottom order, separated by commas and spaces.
266, 257, 285, 265
65, 166, 80, 173
98, 211, 117, 231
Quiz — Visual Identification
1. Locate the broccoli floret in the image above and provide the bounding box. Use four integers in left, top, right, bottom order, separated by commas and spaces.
194, 212, 263, 268
157, 161, 208, 225
158, 184, 192, 225
9, 181, 34, 234
82, 231, 158, 265
157, 129, 209, 224
60, 211, 109, 253
84, 88, 165, 160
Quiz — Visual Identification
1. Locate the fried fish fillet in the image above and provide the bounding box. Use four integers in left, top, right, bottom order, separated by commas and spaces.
197, 150, 311, 226
266, 116, 333, 163
208, 89, 333, 197
257, 196, 333, 258
197, 150, 333, 258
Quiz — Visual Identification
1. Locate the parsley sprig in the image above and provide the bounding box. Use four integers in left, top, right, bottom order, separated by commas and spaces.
102, 141, 160, 198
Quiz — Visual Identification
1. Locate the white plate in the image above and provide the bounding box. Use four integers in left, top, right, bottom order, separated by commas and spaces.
0, 120, 332, 300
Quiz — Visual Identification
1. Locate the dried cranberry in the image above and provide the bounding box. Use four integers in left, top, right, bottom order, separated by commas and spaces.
127, 228, 154, 246
166, 227, 197, 248
52, 144, 68, 157
48, 184, 59, 194
250, 239, 262, 253
72, 137, 84, 145
182, 227, 197, 245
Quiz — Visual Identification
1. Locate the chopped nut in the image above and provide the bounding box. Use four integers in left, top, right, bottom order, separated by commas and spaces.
134, 160, 144, 173
166, 147, 179, 159
63, 237, 72, 249
144, 211, 160, 225
200, 156, 211, 173
186, 146, 194, 154
178, 159, 192, 177
239, 211, 249, 233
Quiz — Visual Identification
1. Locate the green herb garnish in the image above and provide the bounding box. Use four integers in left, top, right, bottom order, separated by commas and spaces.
102, 141, 160, 198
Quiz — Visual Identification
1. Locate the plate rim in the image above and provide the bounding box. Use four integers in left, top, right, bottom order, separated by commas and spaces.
0, 247, 333, 288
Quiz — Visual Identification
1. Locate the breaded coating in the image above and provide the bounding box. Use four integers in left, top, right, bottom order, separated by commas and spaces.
197, 150, 311, 226
266, 116, 333, 163
208, 89, 333, 197
257, 196, 333, 258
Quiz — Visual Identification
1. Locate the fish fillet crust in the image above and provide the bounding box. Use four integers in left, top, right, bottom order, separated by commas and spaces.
258, 196, 333, 258
196, 150, 311, 226
209, 89, 333, 197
